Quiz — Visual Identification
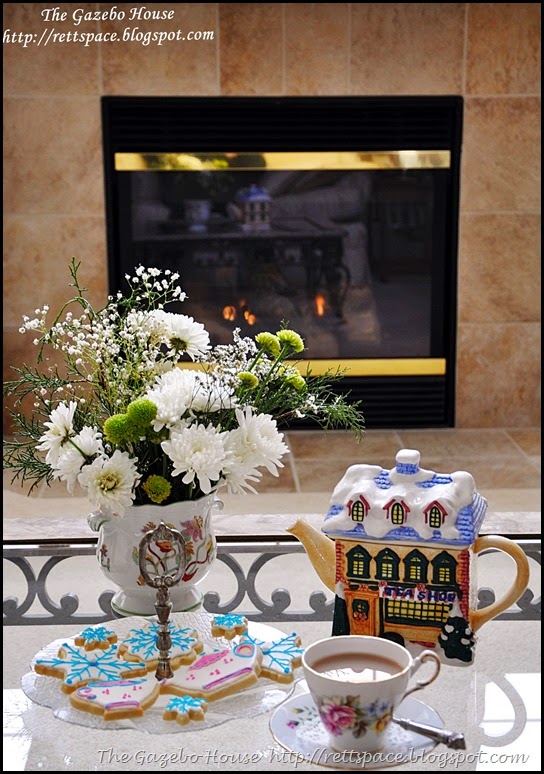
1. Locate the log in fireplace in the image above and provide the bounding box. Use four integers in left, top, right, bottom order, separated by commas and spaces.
102, 96, 462, 428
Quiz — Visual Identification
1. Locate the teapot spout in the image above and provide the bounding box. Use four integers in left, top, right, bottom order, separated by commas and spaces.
286, 518, 336, 592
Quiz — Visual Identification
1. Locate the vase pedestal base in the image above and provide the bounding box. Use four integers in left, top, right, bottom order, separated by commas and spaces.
110, 586, 204, 618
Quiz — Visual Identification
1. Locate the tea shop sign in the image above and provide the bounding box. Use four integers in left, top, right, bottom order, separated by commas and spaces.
378, 582, 457, 604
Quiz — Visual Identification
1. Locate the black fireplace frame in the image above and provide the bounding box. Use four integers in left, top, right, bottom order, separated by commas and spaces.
101, 95, 463, 429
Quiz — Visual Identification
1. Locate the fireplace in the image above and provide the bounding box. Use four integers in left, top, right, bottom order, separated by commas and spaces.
102, 96, 462, 428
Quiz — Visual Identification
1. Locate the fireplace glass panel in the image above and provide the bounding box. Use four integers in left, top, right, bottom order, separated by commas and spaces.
102, 96, 462, 426
122, 165, 446, 361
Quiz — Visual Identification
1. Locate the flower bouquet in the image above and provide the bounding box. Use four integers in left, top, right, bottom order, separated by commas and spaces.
4, 259, 364, 515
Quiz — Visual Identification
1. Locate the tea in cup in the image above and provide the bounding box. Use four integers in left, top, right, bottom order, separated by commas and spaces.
301, 635, 441, 753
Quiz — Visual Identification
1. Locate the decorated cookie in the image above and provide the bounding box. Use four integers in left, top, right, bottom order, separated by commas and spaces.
34, 643, 147, 693
211, 613, 248, 640
74, 626, 118, 651
164, 642, 262, 701
240, 632, 303, 683
163, 695, 208, 725
118, 621, 203, 671
70, 678, 161, 720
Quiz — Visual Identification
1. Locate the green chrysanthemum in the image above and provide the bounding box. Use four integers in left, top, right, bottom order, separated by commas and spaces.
103, 414, 132, 445
285, 372, 306, 391
127, 398, 158, 434
103, 399, 157, 445
277, 329, 305, 353
142, 475, 172, 504
238, 371, 259, 389
255, 331, 281, 358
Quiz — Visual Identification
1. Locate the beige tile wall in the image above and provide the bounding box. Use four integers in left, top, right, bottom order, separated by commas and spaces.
3, 3, 541, 430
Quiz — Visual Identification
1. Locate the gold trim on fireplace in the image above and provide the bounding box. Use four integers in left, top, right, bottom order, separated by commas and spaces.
114, 151, 451, 171
179, 359, 446, 377
288, 359, 446, 377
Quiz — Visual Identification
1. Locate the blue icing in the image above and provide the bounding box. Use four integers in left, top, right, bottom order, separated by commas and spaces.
77, 626, 115, 644
36, 643, 145, 686
165, 695, 206, 713
121, 622, 199, 660
212, 613, 247, 629
241, 632, 303, 675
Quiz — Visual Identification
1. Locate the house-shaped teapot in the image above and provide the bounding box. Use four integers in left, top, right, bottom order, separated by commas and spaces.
290, 449, 529, 665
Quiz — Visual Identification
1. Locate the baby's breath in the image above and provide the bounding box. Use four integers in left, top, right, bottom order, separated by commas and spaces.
4, 258, 364, 507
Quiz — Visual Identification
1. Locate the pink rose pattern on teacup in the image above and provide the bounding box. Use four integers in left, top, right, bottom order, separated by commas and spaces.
316, 696, 393, 739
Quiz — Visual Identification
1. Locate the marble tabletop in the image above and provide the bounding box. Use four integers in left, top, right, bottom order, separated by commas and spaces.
3, 618, 540, 772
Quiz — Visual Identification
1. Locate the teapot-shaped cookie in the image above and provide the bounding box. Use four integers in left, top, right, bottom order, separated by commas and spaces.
288, 449, 530, 666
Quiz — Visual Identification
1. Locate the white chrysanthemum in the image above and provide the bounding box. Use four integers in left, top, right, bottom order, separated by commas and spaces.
145, 368, 201, 430
220, 448, 262, 495
36, 401, 78, 466
52, 426, 104, 494
161, 422, 227, 494
78, 450, 140, 515
153, 311, 210, 360
226, 406, 289, 476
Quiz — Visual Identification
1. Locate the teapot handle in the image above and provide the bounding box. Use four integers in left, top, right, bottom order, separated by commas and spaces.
470, 535, 530, 632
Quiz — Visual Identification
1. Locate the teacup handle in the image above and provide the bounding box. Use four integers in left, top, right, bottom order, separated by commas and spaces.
470, 536, 530, 632
403, 650, 441, 700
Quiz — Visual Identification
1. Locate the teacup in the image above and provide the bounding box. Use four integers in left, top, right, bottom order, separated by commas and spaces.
301, 635, 441, 753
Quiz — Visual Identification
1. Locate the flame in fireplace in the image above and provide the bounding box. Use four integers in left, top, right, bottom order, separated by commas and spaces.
243, 309, 256, 325
222, 301, 256, 325
315, 294, 326, 317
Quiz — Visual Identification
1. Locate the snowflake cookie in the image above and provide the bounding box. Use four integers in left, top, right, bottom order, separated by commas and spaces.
70, 677, 161, 720
34, 643, 147, 693
74, 626, 118, 651
164, 641, 262, 701
240, 632, 303, 683
210, 613, 248, 640
118, 621, 203, 671
163, 695, 208, 725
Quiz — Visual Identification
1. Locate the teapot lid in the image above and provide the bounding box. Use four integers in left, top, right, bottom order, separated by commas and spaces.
322, 449, 487, 548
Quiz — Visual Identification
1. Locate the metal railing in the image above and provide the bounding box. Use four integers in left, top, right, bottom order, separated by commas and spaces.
3, 540, 541, 626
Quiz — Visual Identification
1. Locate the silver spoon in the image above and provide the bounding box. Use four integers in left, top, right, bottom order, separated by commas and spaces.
393, 715, 466, 749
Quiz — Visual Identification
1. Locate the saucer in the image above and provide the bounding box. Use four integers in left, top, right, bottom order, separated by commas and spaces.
270, 690, 444, 770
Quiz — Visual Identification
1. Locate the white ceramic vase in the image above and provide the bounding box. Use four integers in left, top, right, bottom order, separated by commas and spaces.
87, 495, 220, 617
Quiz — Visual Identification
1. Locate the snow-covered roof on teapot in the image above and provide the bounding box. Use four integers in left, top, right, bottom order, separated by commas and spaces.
322, 449, 488, 548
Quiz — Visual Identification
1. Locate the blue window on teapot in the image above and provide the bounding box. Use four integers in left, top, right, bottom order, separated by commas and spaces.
376, 548, 400, 581
403, 550, 429, 583
432, 552, 457, 584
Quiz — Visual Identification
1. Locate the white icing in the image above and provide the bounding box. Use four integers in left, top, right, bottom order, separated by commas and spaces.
72, 678, 159, 716
166, 642, 260, 697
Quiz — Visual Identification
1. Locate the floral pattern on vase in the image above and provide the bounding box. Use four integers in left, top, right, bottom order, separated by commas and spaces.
89, 495, 219, 617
